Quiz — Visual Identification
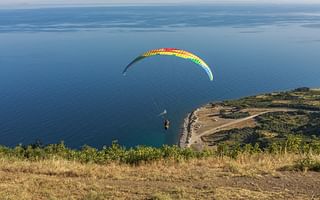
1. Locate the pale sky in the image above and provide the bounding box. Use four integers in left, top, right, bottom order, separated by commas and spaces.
1, 0, 320, 6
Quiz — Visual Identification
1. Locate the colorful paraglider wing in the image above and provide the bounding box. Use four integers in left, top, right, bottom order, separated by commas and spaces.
122, 56, 145, 75
123, 48, 213, 81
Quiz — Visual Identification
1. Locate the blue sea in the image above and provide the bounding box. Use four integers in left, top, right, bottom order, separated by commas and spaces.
1, 4, 320, 148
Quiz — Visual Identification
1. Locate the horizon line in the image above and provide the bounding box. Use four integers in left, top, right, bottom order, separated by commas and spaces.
1, 2, 320, 9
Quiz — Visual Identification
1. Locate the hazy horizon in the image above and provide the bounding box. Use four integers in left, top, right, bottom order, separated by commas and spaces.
1, 0, 320, 8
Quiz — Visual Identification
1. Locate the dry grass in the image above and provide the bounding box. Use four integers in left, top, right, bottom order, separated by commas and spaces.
0, 154, 319, 199
224, 118, 256, 130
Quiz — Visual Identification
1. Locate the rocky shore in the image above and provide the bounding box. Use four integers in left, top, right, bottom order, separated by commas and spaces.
179, 108, 201, 148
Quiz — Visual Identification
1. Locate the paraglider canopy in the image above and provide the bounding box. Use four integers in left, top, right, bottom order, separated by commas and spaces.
123, 48, 213, 81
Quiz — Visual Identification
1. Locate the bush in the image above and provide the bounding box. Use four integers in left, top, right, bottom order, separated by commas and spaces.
287, 157, 320, 172
293, 87, 310, 92
220, 111, 250, 119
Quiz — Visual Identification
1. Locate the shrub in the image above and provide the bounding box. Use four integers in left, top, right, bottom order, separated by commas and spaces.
288, 157, 320, 172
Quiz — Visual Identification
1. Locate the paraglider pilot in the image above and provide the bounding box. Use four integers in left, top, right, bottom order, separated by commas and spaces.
164, 119, 170, 130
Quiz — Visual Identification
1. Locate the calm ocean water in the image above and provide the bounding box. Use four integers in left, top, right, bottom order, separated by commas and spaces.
0, 5, 320, 148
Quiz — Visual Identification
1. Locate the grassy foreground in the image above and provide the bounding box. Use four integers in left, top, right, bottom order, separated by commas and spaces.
0, 141, 320, 199
0, 153, 319, 200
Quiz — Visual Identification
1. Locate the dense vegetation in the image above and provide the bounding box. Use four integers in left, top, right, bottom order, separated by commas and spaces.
223, 87, 320, 111
0, 136, 319, 166
220, 110, 250, 119
0, 141, 211, 165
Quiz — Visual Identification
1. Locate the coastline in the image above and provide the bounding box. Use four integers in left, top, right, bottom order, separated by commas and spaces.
179, 108, 201, 148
